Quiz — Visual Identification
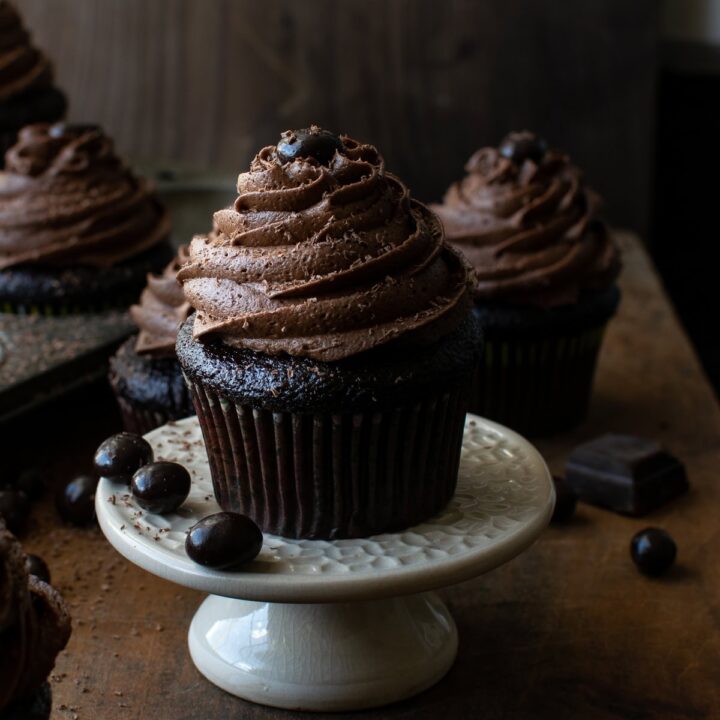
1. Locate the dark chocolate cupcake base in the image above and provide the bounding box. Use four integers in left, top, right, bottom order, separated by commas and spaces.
0, 242, 175, 314
177, 312, 483, 413
472, 285, 620, 338
109, 335, 194, 435
177, 314, 483, 539
471, 286, 620, 436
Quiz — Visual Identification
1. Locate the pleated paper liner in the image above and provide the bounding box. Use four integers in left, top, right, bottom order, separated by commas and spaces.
187, 380, 469, 539
471, 323, 608, 437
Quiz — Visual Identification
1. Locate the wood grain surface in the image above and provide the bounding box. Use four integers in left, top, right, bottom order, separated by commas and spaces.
3, 232, 717, 720
14, 0, 657, 232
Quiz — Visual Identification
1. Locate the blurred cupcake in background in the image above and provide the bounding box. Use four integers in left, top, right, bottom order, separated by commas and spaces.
0, 522, 71, 719
0, 2, 66, 161
0, 123, 173, 314
177, 127, 482, 539
109, 246, 194, 435
432, 131, 621, 437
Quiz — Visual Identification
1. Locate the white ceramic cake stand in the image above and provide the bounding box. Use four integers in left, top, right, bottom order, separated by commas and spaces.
96, 414, 553, 712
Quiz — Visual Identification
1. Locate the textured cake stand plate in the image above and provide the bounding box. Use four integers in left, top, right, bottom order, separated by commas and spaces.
97, 414, 554, 712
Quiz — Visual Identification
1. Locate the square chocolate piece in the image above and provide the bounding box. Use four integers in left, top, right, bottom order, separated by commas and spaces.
565, 434, 688, 516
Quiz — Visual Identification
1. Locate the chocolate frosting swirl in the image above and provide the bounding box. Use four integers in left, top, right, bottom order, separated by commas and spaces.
0, 2, 53, 102
131, 245, 191, 356
0, 523, 71, 711
178, 130, 474, 362
0, 123, 170, 270
432, 132, 620, 307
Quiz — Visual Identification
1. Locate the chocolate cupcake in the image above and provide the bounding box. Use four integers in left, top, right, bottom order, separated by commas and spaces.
177, 127, 482, 539
0, 522, 71, 719
432, 131, 621, 436
109, 247, 194, 434
0, 123, 173, 313
0, 2, 66, 161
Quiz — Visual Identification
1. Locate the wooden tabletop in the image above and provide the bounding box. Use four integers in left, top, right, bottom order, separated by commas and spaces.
9, 232, 720, 720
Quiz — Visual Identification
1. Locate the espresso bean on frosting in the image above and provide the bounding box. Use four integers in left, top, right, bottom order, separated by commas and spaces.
498, 130, 548, 165
276, 127, 345, 165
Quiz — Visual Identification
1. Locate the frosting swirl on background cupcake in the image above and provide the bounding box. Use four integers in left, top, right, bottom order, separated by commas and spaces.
432, 131, 620, 308
131, 246, 191, 356
0, 123, 170, 269
178, 127, 473, 362
0, 2, 53, 102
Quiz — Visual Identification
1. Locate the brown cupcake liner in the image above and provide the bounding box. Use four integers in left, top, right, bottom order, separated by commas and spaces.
186, 381, 469, 539
471, 323, 608, 437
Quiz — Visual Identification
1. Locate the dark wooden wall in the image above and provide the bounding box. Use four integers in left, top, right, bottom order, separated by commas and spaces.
16, 0, 658, 232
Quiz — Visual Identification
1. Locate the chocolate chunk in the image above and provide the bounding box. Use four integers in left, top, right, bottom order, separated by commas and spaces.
185, 512, 263, 570
55, 475, 98, 526
498, 131, 547, 165
630, 528, 677, 576
94, 433, 153, 484
48, 122, 101, 139
131, 461, 191, 514
565, 434, 688, 515
276, 128, 344, 165
12, 467, 46, 501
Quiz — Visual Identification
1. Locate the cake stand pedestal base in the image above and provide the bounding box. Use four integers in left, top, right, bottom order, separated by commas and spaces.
188, 592, 457, 711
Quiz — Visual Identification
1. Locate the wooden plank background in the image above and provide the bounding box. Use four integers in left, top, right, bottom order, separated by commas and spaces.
15, 0, 658, 231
